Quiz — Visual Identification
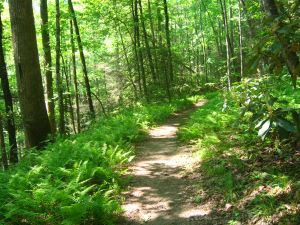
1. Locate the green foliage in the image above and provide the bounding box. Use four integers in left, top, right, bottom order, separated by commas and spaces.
228, 75, 300, 141
0, 98, 194, 225
179, 87, 300, 223
179, 92, 240, 201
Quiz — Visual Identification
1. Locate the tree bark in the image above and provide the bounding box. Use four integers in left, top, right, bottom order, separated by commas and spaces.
199, 4, 208, 82
40, 0, 56, 134
163, 0, 174, 83
68, 0, 95, 116
8, 0, 51, 148
61, 55, 76, 134
0, 114, 8, 170
131, 0, 143, 97
147, 0, 159, 80
0, 11, 18, 163
138, 0, 157, 83
56, 0, 65, 135
263, 0, 300, 87
219, 0, 232, 89
134, 0, 149, 102
238, 0, 244, 79
70, 20, 81, 133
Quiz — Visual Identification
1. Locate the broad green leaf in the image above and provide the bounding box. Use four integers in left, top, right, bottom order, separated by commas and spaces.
258, 120, 272, 139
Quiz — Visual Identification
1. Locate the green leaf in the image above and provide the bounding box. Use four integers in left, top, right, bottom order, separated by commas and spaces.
276, 118, 296, 133
258, 120, 272, 139
256, 119, 267, 129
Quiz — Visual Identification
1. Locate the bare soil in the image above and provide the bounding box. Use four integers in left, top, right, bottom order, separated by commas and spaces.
118, 101, 229, 225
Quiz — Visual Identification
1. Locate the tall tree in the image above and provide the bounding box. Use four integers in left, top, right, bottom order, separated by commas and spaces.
163, 0, 174, 82
0, 114, 8, 170
219, 0, 232, 89
138, 0, 157, 82
163, 0, 173, 100
70, 20, 81, 133
8, 0, 51, 148
68, 0, 95, 117
263, 0, 300, 87
134, 0, 149, 101
238, 0, 243, 78
131, 0, 143, 97
56, 0, 65, 135
0, 11, 18, 163
147, 0, 159, 79
40, 0, 56, 134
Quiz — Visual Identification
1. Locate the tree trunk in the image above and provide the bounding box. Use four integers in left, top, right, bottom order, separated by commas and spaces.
147, 0, 159, 80
70, 20, 81, 133
40, 0, 56, 135
8, 0, 51, 148
263, 0, 300, 87
0, 114, 8, 170
61, 55, 76, 134
238, 0, 243, 79
134, 0, 149, 102
131, 0, 143, 97
163, 0, 174, 83
56, 0, 65, 135
219, 0, 232, 89
0, 11, 18, 163
116, 20, 138, 101
202, 1, 222, 57
199, 4, 208, 82
138, 0, 157, 83
68, 0, 95, 116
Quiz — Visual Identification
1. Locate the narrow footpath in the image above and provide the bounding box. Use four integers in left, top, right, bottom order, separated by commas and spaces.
119, 101, 226, 225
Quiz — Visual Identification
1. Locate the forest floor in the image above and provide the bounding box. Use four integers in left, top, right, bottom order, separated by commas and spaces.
118, 100, 229, 225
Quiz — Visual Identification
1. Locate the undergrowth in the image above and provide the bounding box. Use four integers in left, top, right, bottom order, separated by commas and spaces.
0, 97, 196, 225
178, 77, 300, 224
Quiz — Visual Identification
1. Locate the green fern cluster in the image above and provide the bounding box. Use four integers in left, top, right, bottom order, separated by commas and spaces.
0, 99, 194, 225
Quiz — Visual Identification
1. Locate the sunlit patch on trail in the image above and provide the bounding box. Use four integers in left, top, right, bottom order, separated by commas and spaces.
120, 102, 215, 225
149, 125, 178, 138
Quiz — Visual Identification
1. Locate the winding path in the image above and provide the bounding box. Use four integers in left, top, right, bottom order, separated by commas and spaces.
119, 101, 223, 225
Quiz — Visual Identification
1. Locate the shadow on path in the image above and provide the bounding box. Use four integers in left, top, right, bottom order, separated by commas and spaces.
118, 101, 231, 225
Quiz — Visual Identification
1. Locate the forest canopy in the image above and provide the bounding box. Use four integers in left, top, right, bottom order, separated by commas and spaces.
0, 0, 299, 224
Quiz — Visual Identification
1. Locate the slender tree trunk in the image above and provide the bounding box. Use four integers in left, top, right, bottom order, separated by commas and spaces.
220, 0, 232, 89
56, 0, 65, 135
134, 0, 149, 102
0, 12, 18, 163
156, 0, 164, 85
263, 0, 300, 87
202, 1, 222, 57
0, 115, 8, 170
61, 56, 76, 134
112, 1, 138, 101
238, 0, 243, 79
156, 0, 163, 47
70, 20, 81, 133
116, 22, 138, 101
199, 4, 208, 82
163, 0, 174, 83
138, 0, 157, 83
131, 0, 143, 97
40, 0, 56, 134
229, 0, 235, 52
68, 0, 95, 116
8, 0, 51, 148
147, 0, 159, 80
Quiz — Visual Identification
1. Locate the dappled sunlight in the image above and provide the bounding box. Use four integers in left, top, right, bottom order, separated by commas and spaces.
179, 207, 211, 218
149, 125, 178, 138
119, 103, 226, 225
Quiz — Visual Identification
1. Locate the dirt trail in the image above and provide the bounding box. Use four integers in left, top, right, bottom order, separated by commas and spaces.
119, 101, 223, 225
